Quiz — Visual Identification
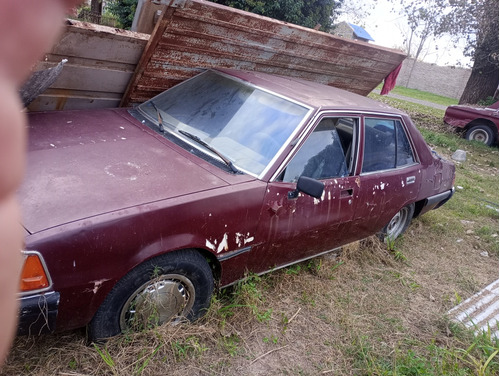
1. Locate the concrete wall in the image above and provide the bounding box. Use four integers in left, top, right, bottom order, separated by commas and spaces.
396, 58, 471, 99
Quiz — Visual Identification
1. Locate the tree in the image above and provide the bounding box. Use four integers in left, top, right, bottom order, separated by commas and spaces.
396, 1, 445, 87
393, 0, 498, 104
209, 0, 344, 31
90, 0, 103, 15
439, 0, 499, 104
106, 0, 137, 30
400, 3, 441, 61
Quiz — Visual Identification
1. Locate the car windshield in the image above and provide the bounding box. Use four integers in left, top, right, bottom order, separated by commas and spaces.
137, 70, 310, 176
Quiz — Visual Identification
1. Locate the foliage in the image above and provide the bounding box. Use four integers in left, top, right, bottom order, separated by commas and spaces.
209, 0, 344, 31
394, 0, 499, 104
106, 0, 137, 30
443, 0, 499, 104
398, 0, 444, 62
478, 97, 498, 107
348, 326, 499, 376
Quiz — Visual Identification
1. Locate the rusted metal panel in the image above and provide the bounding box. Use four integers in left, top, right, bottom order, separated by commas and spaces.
448, 279, 499, 339
27, 20, 149, 112
122, 0, 406, 106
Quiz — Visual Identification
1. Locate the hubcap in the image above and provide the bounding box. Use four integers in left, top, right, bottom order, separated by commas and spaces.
469, 129, 489, 144
386, 207, 410, 241
120, 274, 195, 331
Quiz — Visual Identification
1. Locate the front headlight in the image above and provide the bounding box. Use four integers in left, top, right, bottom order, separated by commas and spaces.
19, 250, 52, 295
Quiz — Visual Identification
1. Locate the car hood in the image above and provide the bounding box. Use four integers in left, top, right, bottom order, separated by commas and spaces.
19, 108, 230, 234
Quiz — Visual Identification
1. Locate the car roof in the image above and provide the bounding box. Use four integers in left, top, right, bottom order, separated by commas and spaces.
214, 68, 405, 116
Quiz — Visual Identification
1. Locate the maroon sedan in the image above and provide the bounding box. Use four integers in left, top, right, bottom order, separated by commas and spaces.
18, 69, 455, 340
444, 102, 499, 146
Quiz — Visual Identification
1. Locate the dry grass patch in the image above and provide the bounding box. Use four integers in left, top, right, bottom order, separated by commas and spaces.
2, 229, 498, 375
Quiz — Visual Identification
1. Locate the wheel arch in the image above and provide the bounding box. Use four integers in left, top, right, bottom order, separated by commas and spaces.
127, 233, 222, 284
466, 118, 498, 137
413, 199, 426, 217
193, 247, 222, 288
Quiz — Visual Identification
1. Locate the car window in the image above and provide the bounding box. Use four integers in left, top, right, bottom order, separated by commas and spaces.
395, 121, 415, 166
138, 71, 310, 177
280, 117, 355, 182
362, 118, 415, 173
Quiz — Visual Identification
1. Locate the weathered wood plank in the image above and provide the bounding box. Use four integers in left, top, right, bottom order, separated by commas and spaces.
53, 20, 149, 64
27, 20, 149, 112
40, 65, 133, 93
122, 0, 406, 106
28, 89, 122, 111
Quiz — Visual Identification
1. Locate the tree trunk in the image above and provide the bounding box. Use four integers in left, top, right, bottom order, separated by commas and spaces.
91, 0, 103, 15
459, 59, 499, 104
459, 26, 499, 104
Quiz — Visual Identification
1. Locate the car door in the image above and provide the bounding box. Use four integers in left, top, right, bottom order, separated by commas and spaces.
247, 115, 362, 273
352, 116, 421, 234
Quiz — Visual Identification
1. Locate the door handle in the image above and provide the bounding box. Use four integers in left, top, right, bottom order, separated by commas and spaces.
406, 176, 416, 185
341, 189, 353, 197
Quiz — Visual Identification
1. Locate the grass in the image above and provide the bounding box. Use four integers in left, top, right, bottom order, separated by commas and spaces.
374, 84, 459, 106
1, 91, 498, 375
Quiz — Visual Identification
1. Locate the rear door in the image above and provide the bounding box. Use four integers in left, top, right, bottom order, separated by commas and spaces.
353, 116, 421, 234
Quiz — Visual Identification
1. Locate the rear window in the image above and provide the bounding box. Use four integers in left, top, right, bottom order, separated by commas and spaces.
362, 118, 415, 173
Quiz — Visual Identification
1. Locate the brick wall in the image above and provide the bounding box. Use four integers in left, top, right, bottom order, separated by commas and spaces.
396, 58, 471, 99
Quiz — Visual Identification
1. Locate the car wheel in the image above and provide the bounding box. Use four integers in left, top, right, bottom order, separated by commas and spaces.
465, 124, 495, 146
379, 203, 415, 242
87, 250, 213, 341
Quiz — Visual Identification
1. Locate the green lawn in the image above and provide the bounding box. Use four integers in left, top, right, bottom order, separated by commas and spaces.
375, 84, 459, 106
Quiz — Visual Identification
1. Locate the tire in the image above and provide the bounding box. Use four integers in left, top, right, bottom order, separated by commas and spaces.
87, 250, 213, 341
465, 124, 495, 146
379, 203, 415, 242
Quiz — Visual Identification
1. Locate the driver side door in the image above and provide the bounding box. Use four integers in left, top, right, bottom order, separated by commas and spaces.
248, 115, 362, 273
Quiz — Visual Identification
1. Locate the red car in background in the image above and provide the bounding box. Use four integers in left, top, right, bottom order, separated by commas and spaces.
18, 69, 455, 341
444, 102, 499, 146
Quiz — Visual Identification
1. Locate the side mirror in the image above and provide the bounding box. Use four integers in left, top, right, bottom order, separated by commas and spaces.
288, 176, 324, 199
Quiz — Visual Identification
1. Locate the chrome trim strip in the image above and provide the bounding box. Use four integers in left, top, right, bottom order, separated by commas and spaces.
216, 246, 253, 262
359, 162, 420, 176
220, 246, 342, 288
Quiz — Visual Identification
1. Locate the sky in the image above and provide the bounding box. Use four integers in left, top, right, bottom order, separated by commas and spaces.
336, 0, 472, 68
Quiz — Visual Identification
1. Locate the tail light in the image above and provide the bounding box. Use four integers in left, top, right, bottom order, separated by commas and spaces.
19, 251, 51, 293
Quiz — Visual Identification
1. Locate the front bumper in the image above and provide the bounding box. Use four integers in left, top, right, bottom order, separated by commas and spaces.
17, 291, 59, 336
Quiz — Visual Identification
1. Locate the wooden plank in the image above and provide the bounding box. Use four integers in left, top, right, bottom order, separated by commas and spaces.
54, 20, 149, 64
27, 20, 150, 112
122, 0, 406, 106
28, 89, 122, 112
41, 65, 133, 93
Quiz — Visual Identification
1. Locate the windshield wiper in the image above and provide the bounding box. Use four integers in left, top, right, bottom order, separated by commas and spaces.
149, 101, 165, 133
178, 130, 241, 174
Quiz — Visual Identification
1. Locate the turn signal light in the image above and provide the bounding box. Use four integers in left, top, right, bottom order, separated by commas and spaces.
20, 254, 50, 292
